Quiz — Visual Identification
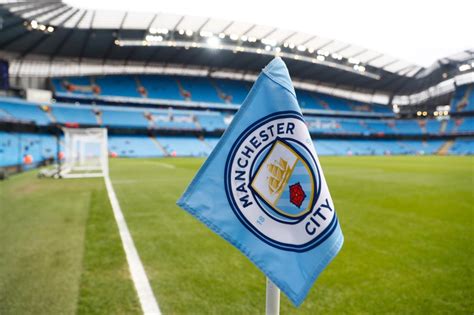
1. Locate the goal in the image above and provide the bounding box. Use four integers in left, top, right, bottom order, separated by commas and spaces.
60, 128, 109, 178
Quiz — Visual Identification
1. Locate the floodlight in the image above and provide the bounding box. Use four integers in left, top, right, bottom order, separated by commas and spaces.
348, 57, 360, 64
297, 45, 306, 52
459, 64, 471, 71
317, 50, 329, 56
207, 37, 220, 48
261, 38, 277, 46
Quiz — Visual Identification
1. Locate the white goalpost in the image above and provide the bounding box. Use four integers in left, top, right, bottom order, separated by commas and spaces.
60, 128, 109, 178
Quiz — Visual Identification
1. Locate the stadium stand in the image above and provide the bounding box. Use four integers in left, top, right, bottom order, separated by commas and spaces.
101, 107, 149, 128
0, 97, 51, 125
2, 95, 473, 136
140, 75, 184, 100
213, 79, 250, 104
51, 105, 98, 125
1, 77, 473, 169
2, 129, 468, 169
95, 75, 141, 98
109, 135, 164, 158
0, 132, 57, 168
52, 75, 392, 113
457, 117, 474, 133
451, 84, 473, 112
449, 138, 474, 154
158, 136, 211, 157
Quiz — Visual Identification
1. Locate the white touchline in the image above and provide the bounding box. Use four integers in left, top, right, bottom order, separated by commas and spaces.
104, 176, 162, 315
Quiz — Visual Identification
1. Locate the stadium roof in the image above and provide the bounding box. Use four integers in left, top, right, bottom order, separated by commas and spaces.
0, 0, 473, 99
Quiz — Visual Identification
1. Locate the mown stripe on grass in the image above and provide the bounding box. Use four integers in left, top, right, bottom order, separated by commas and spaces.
0, 172, 95, 315
76, 187, 141, 315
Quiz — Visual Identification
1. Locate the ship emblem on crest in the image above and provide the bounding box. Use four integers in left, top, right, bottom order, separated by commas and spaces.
251, 139, 314, 220
267, 158, 292, 196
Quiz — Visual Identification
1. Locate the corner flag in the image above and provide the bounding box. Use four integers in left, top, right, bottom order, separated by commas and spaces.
177, 57, 343, 306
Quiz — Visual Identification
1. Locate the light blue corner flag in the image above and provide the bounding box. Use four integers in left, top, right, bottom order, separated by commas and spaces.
177, 57, 343, 306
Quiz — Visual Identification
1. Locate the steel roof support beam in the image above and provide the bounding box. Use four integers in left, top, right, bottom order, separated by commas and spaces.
312, 39, 334, 51
196, 17, 211, 33
299, 35, 317, 46
279, 31, 298, 44
173, 16, 185, 31
49, 9, 87, 61
261, 27, 278, 39
102, 12, 127, 63
40, 5, 72, 25
52, 7, 79, 27
347, 49, 368, 59
78, 10, 96, 62
332, 44, 351, 54
380, 59, 399, 69
219, 21, 234, 33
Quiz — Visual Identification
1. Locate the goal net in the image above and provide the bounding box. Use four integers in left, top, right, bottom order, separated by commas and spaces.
60, 128, 109, 178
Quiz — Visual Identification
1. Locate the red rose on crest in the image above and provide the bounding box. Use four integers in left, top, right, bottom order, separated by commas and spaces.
289, 182, 306, 208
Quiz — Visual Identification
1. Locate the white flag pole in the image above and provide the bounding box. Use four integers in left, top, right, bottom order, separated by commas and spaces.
266, 277, 280, 315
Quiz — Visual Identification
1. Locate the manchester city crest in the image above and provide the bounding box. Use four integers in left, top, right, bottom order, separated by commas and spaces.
225, 111, 338, 252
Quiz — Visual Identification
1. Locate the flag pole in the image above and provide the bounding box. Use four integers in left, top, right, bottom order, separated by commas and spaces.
266, 277, 280, 315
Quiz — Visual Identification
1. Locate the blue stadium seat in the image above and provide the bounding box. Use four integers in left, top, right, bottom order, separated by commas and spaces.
140, 75, 183, 100
196, 112, 227, 131
95, 75, 140, 97
0, 98, 51, 125
179, 76, 222, 103
449, 138, 474, 154
213, 79, 250, 104
457, 117, 474, 133
101, 108, 149, 128
109, 135, 163, 157
52, 105, 97, 125
0, 132, 58, 167
51, 74, 393, 113
159, 136, 211, 156
149, 110, 199, 130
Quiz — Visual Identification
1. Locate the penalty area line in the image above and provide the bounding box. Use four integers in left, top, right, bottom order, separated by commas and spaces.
104, 176, 161, 315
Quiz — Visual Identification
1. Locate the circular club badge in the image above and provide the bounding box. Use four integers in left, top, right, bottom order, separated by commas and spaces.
225, 111, 338, 252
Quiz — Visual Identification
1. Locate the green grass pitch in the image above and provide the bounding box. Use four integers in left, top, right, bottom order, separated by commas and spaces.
0, 156, 473, 314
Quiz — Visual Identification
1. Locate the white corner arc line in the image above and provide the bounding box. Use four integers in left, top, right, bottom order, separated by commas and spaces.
104, 176, 162, 315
